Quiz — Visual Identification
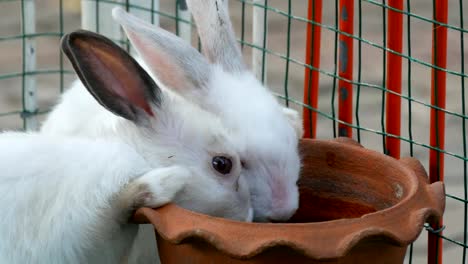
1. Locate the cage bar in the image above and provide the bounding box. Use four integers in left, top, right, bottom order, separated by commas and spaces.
240, 1, 246, 50
337, 0, 354, 137
81, 0, 97, 32
252, 0, 267, 83
302, 0, 322, 139
460, 0, 467, 262
127, 0, 160, 56
406, 0, 415, 260
330, 0, 339, 138
176, 0, 191, 43
21, 0, 38, 130
380, 2, 387, 152
283, 0, 292, 108
355, 0, 363, 143
428, 0, 448, 263
151, 0, 160, 26
129, 0, 159, 26
81, 0, 122, 41
59, 0, 65, 93
385, 0, 403, 158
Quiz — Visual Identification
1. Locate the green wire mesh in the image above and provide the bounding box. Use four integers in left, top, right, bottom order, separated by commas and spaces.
0, 0, 467, 263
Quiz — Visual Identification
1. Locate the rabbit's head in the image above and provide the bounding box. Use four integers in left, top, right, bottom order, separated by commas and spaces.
61, 30, 252, 222
113, 5, 301, 222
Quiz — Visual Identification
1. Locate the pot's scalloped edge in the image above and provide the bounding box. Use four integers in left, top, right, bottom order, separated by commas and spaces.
150, 204, 443, 260
138, 138, 446, 260
337, 206, 443, 259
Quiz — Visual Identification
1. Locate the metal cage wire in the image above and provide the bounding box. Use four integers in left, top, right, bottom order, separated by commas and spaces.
0, 0, 466, 263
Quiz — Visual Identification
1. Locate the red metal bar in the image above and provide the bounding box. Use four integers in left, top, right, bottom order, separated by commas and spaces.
428, 0, 448, 263
302, 0, 322, 139
385, 0, 404, 158
337, 0, 354, 138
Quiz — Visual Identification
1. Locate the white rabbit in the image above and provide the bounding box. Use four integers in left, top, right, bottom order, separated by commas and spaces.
111, 4, 302, 222
0, 133, 251, 263
2, 30, 252, 263
0, 133, 179, 263
42, 5, 302, 222
40, 4, 302, 261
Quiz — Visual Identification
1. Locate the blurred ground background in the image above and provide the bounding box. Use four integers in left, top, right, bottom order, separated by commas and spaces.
0, 0, 467, 263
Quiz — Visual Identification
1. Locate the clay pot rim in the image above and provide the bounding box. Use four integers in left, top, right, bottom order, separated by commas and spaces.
133, 138, 445, 260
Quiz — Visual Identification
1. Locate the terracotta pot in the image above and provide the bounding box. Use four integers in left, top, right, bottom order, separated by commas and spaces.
132, 138, 445, 264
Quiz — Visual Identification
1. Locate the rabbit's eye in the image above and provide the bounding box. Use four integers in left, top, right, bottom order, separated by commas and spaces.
212, 156, 232, 174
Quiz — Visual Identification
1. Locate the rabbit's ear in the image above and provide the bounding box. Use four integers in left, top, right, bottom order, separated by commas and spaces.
61, 30, 160, 123
186, 0, 246, 72
112, 7, 211, 95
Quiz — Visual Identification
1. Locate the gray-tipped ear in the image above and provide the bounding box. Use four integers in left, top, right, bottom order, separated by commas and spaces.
282, 108, 303, 138
61, 30, 161, 123
112, 7, 211, 97
186, 0, 245, 73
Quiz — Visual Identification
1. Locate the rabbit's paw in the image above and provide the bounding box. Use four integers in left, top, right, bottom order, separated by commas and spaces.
122, 166, 191, 210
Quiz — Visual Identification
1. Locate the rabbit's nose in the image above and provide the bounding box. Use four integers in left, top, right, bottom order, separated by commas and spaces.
268, 177, 299, 221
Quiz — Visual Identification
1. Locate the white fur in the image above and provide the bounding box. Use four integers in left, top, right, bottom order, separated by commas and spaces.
111, 5, 302, 222
203, 68, 301, 221
12, 30, 254, 263
38, 3, 304, 259
1, 92, 252, 262
40, 71, 253, 219
40, 79, 119, 138
0, 134, 167, 263
39, 81, 253, 262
